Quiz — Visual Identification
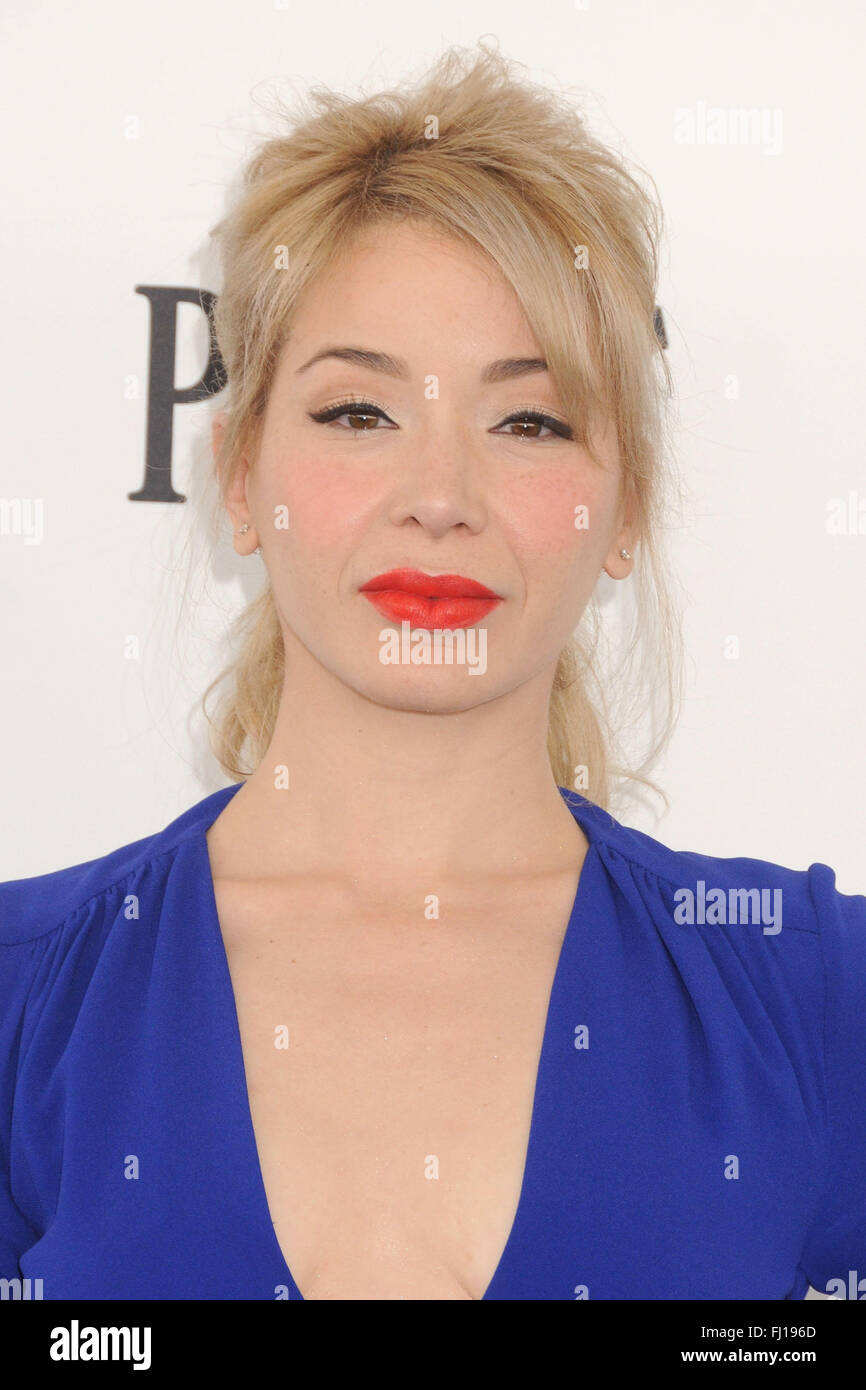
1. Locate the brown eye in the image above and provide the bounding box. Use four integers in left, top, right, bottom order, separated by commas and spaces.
494, 410, 573, 441
308, 399, 394, 431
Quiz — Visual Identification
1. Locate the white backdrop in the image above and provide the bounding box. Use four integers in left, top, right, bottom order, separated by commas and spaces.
2, 0, 864, 902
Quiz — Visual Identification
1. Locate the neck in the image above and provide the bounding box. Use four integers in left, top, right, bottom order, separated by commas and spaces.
207, 649, 586, 889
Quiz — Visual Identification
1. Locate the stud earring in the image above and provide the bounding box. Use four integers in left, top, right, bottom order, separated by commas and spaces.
602, 546, 633, 579
235, 521, 262, 555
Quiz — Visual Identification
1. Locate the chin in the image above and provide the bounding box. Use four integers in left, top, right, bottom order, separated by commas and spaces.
351, 669, 500, 714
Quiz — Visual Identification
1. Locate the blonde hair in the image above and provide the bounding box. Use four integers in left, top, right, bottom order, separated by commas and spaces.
199, 39, 685, 815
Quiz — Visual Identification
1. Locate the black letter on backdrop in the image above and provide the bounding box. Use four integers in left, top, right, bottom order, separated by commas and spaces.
653, 305, 667, 349
129, 287, 226, 502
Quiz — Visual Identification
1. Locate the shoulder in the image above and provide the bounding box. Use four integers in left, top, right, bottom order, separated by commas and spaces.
0, 782, 242, 948
563, 791, 866, 1109
0, 832, 168, 949
561, 788, 862, 938
0, 782, 242, 1081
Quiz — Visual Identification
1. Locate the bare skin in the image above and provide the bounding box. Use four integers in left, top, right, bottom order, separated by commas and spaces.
205, 218, 636, 1298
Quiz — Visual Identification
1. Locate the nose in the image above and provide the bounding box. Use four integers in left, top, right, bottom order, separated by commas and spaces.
385, 420, 488, 537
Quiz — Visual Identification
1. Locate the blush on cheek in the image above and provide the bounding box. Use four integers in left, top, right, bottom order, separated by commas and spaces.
511, 471, 613, 566
262, 470, 368, 548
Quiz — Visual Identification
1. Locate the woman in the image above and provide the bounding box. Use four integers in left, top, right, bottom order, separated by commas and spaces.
2, 43, 864, 1302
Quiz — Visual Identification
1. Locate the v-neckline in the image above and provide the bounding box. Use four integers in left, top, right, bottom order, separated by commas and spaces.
193, 783, 604, 1301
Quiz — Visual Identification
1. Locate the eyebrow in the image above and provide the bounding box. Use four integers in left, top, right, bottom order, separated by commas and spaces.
295, 346, 548, 383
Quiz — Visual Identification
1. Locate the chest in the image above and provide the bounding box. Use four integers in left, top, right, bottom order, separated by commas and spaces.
212, 869, 583, 1300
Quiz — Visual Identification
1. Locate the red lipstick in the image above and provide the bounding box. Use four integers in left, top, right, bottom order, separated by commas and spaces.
359, 568, 502, 629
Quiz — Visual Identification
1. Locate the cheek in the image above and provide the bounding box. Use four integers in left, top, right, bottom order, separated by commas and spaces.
260, 463, 371, 560
508, 466, 616, 573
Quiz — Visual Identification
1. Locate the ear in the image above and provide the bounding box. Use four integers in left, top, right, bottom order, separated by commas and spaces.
603, 482, 640, 577
211, 410, 258, 554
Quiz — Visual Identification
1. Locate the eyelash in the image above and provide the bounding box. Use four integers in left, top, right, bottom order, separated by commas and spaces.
306, 397, 574, 442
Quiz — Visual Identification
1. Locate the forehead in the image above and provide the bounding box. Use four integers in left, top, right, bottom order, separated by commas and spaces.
288, 218, 535, 342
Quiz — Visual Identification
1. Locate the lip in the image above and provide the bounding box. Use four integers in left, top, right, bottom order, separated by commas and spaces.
359, 568, 500, 598
358, 569, 503, 630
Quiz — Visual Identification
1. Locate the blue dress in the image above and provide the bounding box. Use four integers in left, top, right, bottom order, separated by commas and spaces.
1, 781, 864, 1300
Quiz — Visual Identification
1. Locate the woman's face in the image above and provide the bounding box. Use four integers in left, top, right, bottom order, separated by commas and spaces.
221, 218, 633, 710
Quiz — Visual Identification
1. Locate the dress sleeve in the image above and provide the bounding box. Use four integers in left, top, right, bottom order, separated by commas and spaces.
0, 937, 45, 1276
798, 864, 866, 1295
